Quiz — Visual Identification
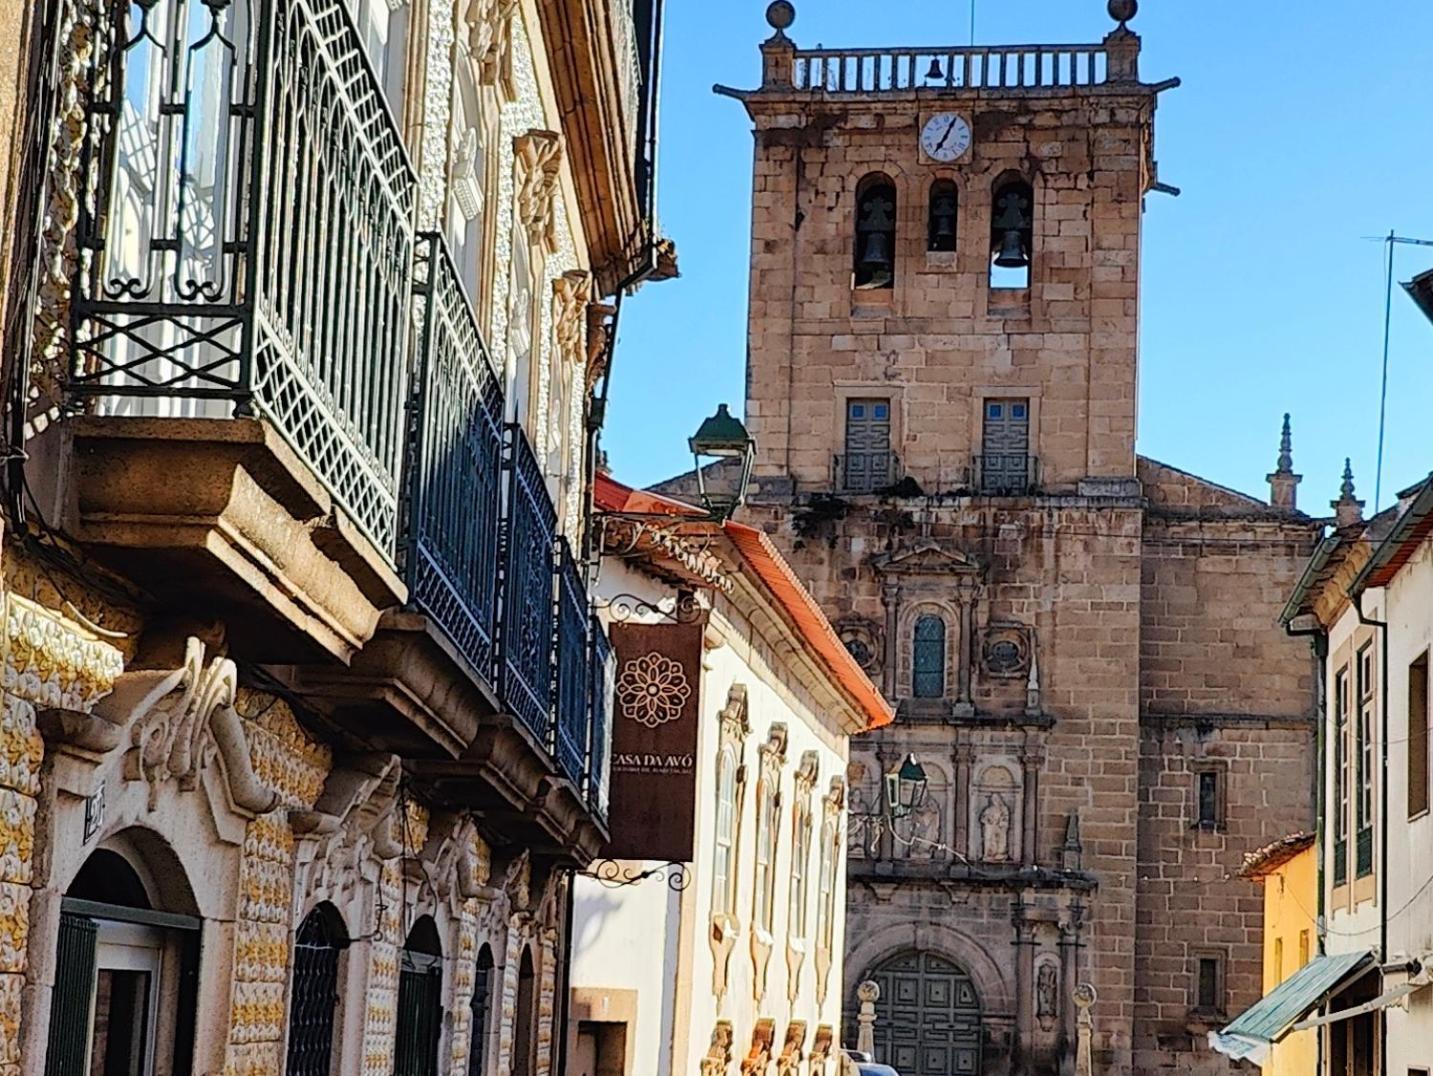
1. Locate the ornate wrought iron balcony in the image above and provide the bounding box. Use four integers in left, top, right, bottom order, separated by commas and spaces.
403, 234, 608, 817
66, 0, 416, 559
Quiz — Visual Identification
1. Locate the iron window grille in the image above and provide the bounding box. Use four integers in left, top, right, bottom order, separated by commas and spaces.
286, 906, 348, 1076
65, 0, 418, 560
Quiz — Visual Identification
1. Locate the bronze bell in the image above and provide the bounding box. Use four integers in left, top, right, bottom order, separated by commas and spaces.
994, 228, 1029, 268
925, 57, 944, 81
859, 229, 892, 273
932, 210, 956, 244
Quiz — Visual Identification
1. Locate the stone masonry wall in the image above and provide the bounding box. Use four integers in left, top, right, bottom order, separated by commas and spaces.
1134, 491, 1319, 1073
743, 92, 1151, 492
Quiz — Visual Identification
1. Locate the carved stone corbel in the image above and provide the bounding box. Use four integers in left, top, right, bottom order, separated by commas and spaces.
701, 1021, 735, 1076
710, 684, 751, 1002
807, 1026, 834, 1076
814, 775, 845, 1007
514, 130, 563, 253
741, 1020, 777, 1076
776, 1022, 806, 1076
552, 271, 592, 368
463, 0, 519, 94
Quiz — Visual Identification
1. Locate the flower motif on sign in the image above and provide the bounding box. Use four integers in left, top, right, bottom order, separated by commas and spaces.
616, 652, 691, 729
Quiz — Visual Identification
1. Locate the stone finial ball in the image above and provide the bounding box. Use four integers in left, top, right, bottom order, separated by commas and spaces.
766, 1, 796, 31
857, 980, 881, 1004
1108, 0, 1137, 23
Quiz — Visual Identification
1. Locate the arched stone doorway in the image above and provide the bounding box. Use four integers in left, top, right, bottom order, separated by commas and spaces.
862, 950, 983, 1076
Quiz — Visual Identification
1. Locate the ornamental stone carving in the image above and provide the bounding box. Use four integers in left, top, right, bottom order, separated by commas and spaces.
552, 271, 592, 368
463, 0, 520, 93
514, 129, 563, 253
776, 1022, 806, 1076
741, 1019, 776, 1076
701, 1021, 735, 1076
807, 1026, 834, 1076
979, 793, 1012, 863
615, 650, 691, 729
450, 127, 484, 222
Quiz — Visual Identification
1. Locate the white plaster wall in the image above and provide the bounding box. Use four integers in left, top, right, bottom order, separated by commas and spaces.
577, 558, 858, 1073
1323, 598, 1382, 959
1379, 533, 1433, 1070
570, 870, 681, 1076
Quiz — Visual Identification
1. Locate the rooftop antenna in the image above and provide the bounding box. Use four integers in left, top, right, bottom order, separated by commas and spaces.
1370, 232, 1433, 509
970, 0, 976, 45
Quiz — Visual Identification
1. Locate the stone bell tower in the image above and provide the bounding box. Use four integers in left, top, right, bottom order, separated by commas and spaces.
695, 3, 1323, 1075
729, 0, 1173, 501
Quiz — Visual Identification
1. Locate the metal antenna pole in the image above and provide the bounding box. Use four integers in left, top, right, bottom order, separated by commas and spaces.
1375, 230, 1394, 510
970, 0, 976, 45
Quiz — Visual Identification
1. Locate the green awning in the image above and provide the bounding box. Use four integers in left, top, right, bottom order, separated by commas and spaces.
1208, 950, 1374, 1065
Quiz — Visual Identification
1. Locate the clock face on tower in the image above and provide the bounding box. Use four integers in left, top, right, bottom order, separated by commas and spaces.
920, 113, 973, 162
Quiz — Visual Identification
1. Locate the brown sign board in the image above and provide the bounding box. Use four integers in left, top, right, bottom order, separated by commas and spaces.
604, 620, 703, 862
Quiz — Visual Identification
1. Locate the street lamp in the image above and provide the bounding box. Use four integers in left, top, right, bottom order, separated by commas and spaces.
688, 404, 756, 522
885, 754, 929, 820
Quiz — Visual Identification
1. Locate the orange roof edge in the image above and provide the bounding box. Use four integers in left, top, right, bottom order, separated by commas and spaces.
722, 520, 894, 731
594, 471, 705, 518
596, 472, 892, 731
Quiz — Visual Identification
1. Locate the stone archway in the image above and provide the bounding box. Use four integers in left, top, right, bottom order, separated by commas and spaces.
861, 950, 983, 1076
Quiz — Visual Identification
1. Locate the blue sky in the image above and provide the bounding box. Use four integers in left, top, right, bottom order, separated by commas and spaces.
602, 1, 1433, 513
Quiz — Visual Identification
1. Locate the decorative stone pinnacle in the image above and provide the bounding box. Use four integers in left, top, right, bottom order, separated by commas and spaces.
1267, 413, 1301, 509
1108, 0, 1137, 26
1277, 413, 1293, 474
1333, 458, 1365, 528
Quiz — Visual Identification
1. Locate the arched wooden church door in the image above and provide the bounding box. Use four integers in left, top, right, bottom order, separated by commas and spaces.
863, 950, 983, 1075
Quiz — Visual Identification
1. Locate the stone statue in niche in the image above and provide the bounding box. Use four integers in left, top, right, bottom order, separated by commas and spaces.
979, 793, 1011, 862
1037, 961, 1058, 1030
905, 794, 942, 858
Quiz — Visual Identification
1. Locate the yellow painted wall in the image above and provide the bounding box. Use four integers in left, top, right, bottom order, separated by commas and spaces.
1259, 844, 1318, 1076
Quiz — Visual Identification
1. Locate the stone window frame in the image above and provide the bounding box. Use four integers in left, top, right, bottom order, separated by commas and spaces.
1189, 948, 1227, 1018
785, 750, 820, 1002
710, 685, 751, 1002
1355, 640, 1376, 881
966, 387, 1042, 487
445, 50, 505, 330
1409, 649, 1430, 821
750, 723, 789, 1001
1332, 660, 1352, 890
895, 599, 960, 707
832, 383, 906, 493
813, 776, 846, 1007
1189, 760, 1228, 833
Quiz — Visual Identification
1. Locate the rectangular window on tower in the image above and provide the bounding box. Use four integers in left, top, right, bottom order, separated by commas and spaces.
979, 398, 1032, 494
843, 399, 893, 493
1192, 953, 1224, 1015
1409, 651, 1429, 819
1356, 644, 1376, 878
1194, 769, 1222, 830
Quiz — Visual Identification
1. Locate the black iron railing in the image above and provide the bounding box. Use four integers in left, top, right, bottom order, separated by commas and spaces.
554, 538, 590, 787
403, 235, 504, 679
501, 423, 558, 747
971, 454, 1041, 495
588, 615, 613, 818
67, 0, 416, 558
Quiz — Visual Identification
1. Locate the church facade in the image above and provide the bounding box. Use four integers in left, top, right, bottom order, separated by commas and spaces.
664, 3, 1324, 1073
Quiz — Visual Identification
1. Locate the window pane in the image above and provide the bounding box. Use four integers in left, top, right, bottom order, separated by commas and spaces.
1197, 772, 1218, 827
1197, 958, 1218, 1009
1410, 654, 1429, 818
912, 615, 946, 699
987, 403, 1002, 419
850, 404, 864, 419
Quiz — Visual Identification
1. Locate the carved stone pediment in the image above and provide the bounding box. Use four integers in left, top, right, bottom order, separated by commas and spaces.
872, 540, 982, 577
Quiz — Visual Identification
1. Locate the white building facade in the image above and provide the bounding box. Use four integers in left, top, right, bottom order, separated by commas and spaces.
568, 475, 893, 1076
